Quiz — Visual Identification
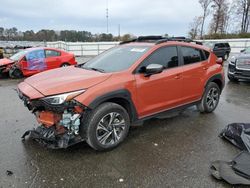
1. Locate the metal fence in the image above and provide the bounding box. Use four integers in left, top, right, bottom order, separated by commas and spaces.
200, 38, 250, 53
29, 38, 250, 56
46, 41, 119, 56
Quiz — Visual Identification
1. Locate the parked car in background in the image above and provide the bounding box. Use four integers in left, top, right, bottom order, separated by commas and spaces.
0, 47, 76, 78
228, 47, 250, 82
18, 36, 225, 151
204, 42, 231, 60
0, 47, 3, 59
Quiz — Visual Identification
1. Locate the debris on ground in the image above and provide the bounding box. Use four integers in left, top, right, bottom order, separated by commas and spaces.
6, 170, 13, 176
210, 152, 250, 185
220, 123, 250, 151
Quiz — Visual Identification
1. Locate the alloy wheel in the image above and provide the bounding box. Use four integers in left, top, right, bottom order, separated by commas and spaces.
206, 87, 219, 111
96, 112, 126, 146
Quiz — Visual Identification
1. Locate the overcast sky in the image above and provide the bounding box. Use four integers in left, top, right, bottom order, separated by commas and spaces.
0, 0, 204, 36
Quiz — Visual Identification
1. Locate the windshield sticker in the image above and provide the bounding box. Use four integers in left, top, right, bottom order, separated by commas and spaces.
130, 48, 147, 53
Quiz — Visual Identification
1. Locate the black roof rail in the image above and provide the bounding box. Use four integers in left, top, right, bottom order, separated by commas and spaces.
120, 36, 203, 45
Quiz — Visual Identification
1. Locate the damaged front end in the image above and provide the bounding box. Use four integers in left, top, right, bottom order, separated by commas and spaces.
0, 62, 14, 77
18, 89, 87, 149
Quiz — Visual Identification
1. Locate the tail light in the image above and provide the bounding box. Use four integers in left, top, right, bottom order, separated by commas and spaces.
216, 58, 223, 65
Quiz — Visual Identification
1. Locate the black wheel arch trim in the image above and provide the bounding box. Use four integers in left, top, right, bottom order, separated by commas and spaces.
87, 89, 138, 122
205, 73, 225, 92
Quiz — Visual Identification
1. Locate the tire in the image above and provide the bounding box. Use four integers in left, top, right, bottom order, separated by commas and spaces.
228, 74, 238, 82
80, 102, 130, 151
60, 63, 70, 67
9, 68, 23, 78
197, 82, 221, 113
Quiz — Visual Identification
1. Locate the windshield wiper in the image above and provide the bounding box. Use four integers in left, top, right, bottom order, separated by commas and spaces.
89, 67, 106, 73
82, 66, 105, 73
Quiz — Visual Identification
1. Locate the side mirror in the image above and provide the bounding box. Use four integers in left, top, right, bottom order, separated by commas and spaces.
144, 64, 164, 77
216, 57, 223, 65
240, 49, 246, 53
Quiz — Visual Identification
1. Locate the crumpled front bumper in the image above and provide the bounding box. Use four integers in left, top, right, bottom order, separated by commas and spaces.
21, 126, 84, 149
17, 88, 87, 149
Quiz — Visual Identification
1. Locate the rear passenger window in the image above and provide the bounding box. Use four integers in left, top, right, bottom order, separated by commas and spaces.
45, 50, 61, 57
214, 43, 225, 48
181, 47, 204, 65
138, 46, 178, 70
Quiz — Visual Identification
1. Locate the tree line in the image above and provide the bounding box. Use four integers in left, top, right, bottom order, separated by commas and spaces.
189, 0, 250, 39
0, 27, 134, 42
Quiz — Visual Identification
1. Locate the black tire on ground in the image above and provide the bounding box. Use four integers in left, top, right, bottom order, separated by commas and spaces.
228, 74, 238, 82
9, 68, 23, 79
80, 102, 130, 151
60, 63, 70, 67
197, 82, 221, 113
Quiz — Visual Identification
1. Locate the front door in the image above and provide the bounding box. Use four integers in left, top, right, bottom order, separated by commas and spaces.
134, 46, 183, 118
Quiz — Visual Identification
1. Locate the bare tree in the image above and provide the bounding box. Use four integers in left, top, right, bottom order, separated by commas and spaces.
210, 0, 229, 34
188, 16, 203, 39
234, 0, 250, 33
199, 0, 212, 38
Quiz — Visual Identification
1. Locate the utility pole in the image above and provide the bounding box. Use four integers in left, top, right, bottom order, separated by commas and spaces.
118, 24, 120, 40
106, 0, 109, 34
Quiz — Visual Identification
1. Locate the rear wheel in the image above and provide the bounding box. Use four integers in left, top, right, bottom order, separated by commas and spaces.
81, 102, 130, 151
197, 82, 221, 113
60, 63, 70, 67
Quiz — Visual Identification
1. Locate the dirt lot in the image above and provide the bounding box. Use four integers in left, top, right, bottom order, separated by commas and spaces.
0, 63, 250, 188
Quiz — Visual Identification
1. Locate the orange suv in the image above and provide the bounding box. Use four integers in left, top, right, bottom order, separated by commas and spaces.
18, 36, 225, 151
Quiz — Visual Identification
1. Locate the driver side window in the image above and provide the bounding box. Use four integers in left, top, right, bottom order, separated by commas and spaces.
137, 46, 178, 72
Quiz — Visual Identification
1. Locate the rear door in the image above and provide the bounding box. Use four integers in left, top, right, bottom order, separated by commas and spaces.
180, 46, 209, 103
134, 46, 183, 118
45, 49, 61, 69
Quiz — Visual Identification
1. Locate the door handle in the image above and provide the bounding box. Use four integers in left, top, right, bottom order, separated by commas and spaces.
174, 74, 181, 79
203, 67, 208, 70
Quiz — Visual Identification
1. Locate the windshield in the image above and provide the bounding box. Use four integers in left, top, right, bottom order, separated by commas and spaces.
82, 46, 150, 73
10, 50, 29, 61
244, 47, 250, 53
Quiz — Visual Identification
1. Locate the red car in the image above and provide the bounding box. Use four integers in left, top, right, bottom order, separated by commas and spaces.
0, 47, 77, 78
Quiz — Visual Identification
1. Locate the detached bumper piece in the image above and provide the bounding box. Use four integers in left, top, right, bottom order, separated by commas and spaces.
21, 126, 84, 149
210, 152, 250, 185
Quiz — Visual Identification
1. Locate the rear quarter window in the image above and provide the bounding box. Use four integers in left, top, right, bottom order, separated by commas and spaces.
45, 50, 61, 57
181, 46, 204, 65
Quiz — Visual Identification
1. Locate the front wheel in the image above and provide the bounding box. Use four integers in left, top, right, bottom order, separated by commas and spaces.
9, 68, 23, 78
81, 102, 130, 151
197, 82, 221, 113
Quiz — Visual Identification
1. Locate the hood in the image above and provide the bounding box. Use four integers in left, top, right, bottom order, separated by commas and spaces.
0, 58, 14, 66
237, 53, 250, 59
24, 66, 112, 96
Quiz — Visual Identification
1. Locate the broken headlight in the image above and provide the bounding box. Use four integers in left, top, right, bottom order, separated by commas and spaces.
42, 90, 85, 105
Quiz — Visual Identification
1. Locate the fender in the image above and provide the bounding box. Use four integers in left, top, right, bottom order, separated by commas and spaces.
205, 73, 225, 92
88, 89, 138, 122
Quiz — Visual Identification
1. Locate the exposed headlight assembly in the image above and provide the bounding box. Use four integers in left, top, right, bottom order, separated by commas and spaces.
42, 90, 85, 105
